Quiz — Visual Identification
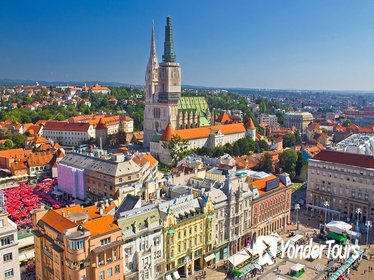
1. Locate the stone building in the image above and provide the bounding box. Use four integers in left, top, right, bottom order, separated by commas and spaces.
283, 112, 314, 132
143, 17, 211, 148
159, 195, 215, 279
57, 152, 160, 201
306, 150, 374, 223
205, 175, 252, 261
151, 121, 255, 165
116, 196, 164, 280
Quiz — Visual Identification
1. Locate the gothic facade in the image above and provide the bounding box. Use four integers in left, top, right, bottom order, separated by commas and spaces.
143, 17, 211, 148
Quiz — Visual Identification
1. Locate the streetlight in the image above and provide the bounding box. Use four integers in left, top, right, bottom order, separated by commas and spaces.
366, 220, 372, 246
324, 201, 329, 230
356, 208, 361, 231
295, 204, 300, 231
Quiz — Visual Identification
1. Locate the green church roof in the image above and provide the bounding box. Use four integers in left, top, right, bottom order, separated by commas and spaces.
177, 96, 211, 127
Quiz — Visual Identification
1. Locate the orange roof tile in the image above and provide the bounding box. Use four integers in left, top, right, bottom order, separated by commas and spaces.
215, 112, 232, 124
83, 215, 119, 237
27, 152, 55, 167
143, 153, 158, 169
40, 210, 77, 233
0, 148, 31, 159
247, 118, 255, 129
10, 161, 27, 171
43, 121, 91, 132
251, 175, 285, 196
161, 123, 175, 141
161, 123, 247, 141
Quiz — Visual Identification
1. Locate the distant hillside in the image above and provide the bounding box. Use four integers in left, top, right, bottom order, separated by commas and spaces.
0, 78, 142, 88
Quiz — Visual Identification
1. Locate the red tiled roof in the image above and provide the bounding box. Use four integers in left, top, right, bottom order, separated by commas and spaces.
143, 153, 158, 169
313, 150, 374, 169
215, 112, 232, 124
27, 151, 55, 167
161, 123, 246, 141
247, 118, 255, 129
43, 121, 91, 132
0, 148, 31, 159
161, 123, 175, 141
252, 175, 285, 196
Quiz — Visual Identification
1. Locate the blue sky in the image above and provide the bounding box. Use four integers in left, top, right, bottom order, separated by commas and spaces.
1, 0, 374, 90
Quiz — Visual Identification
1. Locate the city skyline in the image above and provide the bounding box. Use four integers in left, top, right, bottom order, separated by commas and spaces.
1, 0, 374, 91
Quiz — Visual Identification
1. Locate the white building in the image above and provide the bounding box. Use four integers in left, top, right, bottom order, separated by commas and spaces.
0, 210, 20, 280
42, 121, 95, 146
150, 122, 255, 165
116, 200, 164, 280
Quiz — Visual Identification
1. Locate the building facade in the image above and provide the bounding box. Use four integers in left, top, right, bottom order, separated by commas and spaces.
0, 210, 20, 280
250, 173, 292, 239
57, 152, 159, 201
151, 122, 255, 165
159, 195, 215, 279
116, 202, 164, 280
42, 121, 96, 146
283, 112, 314, 132
207, 175, 253, 261
32, 204, 123, 280
306, 150, 374, 223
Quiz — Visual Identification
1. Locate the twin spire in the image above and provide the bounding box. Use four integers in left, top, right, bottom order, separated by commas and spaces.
148, 17, 176, 65
149, 19, 158, 66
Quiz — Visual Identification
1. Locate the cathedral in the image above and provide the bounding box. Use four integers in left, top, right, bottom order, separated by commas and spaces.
143, 17, 212, 148
144, 17, 257, 164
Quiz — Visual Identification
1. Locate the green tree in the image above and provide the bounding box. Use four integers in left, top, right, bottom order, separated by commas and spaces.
279, 149, 298, 179
162, 135, 189, 165
294, 130, 301, 144
257, 139, 269, 152
260, 153, 273, 173
342, 119, 352, 127
283, 133, 296, 148
295, 151, 307, 177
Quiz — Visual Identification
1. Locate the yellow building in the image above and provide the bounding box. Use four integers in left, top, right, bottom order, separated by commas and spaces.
159, 195, 215, 279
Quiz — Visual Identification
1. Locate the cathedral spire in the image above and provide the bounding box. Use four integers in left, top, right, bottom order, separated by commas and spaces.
149, 19, 157, 64
145, 19, 159, 103
162, 16, 176, 63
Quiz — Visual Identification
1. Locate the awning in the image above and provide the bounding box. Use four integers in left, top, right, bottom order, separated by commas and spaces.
204, 253, 215, 262
327, 232, 347, 242
19, 251, 35, 262
326, 221, 352, 234
166, 275, 173, 280
227, 250, 251, 267
173, 270, 181, 280
291, 263, 305, 272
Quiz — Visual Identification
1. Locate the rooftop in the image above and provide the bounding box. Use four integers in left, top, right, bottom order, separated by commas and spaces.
313, 149, 374, 169
336, 133, 374, 155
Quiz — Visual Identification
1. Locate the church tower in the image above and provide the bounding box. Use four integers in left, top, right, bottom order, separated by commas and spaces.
145, 19, 158, 103
143, 17, 181, 148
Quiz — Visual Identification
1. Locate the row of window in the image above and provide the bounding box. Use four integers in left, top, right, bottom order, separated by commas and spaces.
99, 265, 120, 280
